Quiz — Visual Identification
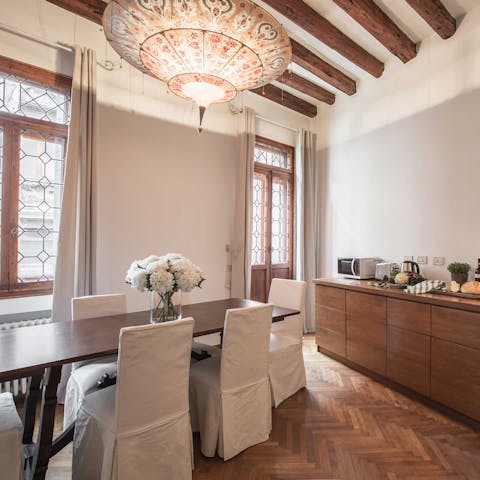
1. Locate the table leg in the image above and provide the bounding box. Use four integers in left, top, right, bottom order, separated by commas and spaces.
27, 365, 62, 480
22, 374, 43, 472
22, 374, 42, 444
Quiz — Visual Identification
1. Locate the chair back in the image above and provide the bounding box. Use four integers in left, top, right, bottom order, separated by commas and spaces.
71, 294, 127, 321
220, 304, 273, 391
268, 279, 306, 340
114, 318, 194, 436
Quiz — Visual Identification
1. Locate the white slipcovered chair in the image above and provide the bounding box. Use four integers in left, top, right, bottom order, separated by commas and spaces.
0, 392, 23, 480
268, 278, 307, 407
64, 294, 127, 429
189, 304, 273, 460
73, 317, 195, 480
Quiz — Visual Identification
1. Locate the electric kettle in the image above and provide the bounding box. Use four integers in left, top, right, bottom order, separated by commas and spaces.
401, 261, 420, 274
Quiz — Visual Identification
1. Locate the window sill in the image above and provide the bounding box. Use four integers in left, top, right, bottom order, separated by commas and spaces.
0, 284, 53, 299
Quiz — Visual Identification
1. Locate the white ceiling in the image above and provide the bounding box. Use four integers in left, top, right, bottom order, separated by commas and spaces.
255, 0, 479, 102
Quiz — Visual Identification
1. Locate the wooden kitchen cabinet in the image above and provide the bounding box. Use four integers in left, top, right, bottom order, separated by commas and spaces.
432, 306, 480, 349
387, 298, 430, 335
316, 286, 346, 357
387, 325, 430, 396
314, 278, 480, 424
346, 291, 386, 375
431, 338, 480, 421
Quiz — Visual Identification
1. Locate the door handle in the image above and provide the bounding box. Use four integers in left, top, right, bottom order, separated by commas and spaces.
10, 226, 18, 238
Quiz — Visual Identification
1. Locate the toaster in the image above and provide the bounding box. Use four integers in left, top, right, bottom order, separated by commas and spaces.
375, 262, 393, 281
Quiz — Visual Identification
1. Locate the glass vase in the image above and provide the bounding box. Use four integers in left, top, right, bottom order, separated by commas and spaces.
150, 291, 181, 323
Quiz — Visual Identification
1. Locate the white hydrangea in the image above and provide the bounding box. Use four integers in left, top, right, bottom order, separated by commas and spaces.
130, 269, 147, 292
138, 255, 160, 268
171, 259, 203, 292
125, 260, 144, 284
126, 253, 204, 296
150, 269, 175, 295
146, 259, 169, 273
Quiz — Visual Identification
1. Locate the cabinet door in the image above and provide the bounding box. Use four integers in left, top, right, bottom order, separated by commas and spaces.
431, 338, 480, 421
316, 306, 345, 357
346, 291, 386, 375
387, 326, 430, 397
432, 306, 480, 349
316, 285, 345, 311
388, 298, 430, 335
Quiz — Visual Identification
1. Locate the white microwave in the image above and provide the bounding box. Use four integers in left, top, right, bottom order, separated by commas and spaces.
337, 257, 382, 280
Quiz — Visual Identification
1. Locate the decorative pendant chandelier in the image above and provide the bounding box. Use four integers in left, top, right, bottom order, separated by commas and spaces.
103, 0, 291, 130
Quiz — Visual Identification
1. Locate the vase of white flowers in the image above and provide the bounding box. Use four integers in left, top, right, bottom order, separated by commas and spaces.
126, 253, 204, 323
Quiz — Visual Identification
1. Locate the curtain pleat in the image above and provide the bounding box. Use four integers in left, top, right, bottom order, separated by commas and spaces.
231, 108, 255, 299
52, 46, 97, 401
295, 129, 320, 332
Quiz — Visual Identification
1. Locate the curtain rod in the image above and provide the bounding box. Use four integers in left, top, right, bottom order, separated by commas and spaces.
0, 22, 74, 52
255, 114, 299, 133
0, 22, 118, 71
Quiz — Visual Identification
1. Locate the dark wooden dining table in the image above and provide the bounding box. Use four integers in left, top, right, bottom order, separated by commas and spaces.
0, 298, 299, 480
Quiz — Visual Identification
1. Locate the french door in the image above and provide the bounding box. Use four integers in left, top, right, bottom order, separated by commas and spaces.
251, 137, 294, 302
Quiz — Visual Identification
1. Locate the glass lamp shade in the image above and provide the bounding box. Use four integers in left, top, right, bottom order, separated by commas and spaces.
103, 0, 292, 127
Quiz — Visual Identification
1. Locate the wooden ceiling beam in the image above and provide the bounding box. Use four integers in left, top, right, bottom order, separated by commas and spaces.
251, 84, 318, 118
404, 0, 456, 39
332, 0, 417, 63
262, 0, 384, 78
291, 40, 356, 96
276, 72, 335, 105
46, 0, 105, 24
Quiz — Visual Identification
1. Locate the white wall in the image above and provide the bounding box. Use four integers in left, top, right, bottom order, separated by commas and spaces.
0, 0, 311, 315
315, 6, 480, 281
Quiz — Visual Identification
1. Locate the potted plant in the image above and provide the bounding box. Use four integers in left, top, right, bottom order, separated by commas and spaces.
447, 262, 470, 285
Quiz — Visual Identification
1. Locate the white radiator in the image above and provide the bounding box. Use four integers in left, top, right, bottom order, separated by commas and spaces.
0, 317, 52, 396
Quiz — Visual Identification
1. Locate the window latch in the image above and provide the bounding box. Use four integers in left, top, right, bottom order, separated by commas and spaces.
10, 226, 18, 238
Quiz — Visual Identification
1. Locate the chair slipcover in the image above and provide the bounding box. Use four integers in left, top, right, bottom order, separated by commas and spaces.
64, 294, 126, 428
0, 392, 23, 480
73, 317, 195, 480
189, 304, 273, 460
267, 279, 307, 407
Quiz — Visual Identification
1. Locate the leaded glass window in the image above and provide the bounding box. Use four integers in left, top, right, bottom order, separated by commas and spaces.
0, 57, 70, 298
17, 132, 65, 283
0, 73, 70, 124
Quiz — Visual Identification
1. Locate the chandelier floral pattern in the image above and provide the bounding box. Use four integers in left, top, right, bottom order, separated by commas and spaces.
103, 0, 291, 124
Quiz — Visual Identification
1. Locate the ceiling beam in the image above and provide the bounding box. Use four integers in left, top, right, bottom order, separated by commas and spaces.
46, 0, 105, 24
332, 0, 417, 63
291, 40, 356, 96
404, 0, 456, 39
276, 72, 335, 105
251, 84, 318, 118
262, 0, 384, 78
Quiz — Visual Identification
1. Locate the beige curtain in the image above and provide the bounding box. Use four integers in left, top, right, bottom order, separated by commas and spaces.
52, 47, 97, 400
295, 129, 320, 332
231, 107, 255, 298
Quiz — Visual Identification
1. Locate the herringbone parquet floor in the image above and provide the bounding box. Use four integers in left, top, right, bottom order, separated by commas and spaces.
46, 335, 480, 480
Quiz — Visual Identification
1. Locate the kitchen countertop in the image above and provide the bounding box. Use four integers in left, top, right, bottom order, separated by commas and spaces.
314, 278, 480, 314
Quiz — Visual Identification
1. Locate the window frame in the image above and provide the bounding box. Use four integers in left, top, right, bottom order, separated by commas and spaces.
0, 56, 71, 299
251, 136, 295, 301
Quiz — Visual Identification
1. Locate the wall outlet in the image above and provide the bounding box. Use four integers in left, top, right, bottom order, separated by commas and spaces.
417, 256, 428, 264
433, 256, 445, 266
403, 256, 414, 261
